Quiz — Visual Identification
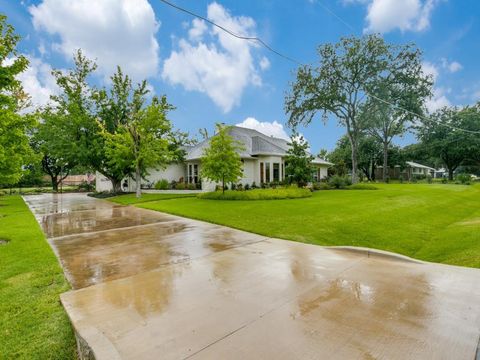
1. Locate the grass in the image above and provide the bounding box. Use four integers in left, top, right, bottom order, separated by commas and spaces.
0, 195, 76, 359
109, 192, 197, 205
198, 187, 312, 200
116, 183, 480, 268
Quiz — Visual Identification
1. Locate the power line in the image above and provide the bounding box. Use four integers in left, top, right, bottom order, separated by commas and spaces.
158, 0, 302, 65
158, 0, 480, 135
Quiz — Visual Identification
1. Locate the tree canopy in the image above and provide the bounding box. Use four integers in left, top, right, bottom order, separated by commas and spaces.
285, 134, 314, 186
201, 124, 244, 193
285, 34, 432, 183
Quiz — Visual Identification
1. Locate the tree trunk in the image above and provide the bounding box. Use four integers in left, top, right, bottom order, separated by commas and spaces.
448, 167, 454, 181
135, 163, 141, 199
383, 141, 389, 182
51, 175, 59, 192
109, 177, 122, 193
351, 141, 358, 184
222, 175, 225, 194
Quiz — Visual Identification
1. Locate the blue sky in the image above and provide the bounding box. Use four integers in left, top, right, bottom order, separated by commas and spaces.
2, 0, 480, 152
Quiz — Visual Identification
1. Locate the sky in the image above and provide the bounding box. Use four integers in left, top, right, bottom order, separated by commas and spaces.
2, 0, 480, 153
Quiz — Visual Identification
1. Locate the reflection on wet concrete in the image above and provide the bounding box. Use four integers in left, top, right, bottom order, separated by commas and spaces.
25, 194, 480, 360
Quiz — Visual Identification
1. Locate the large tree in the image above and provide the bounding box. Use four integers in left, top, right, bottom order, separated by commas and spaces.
417, 105, 480, 180
362, 77, 431, 181
0, 14, 34, 185
285, 34, 432, 183
201, 124, 244, 194
105, 91, 179, 198
285, 134, 314, 186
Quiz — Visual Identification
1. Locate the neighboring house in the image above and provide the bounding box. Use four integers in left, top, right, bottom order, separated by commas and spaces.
375, 161, 435, 181
96, 126, 332, 192
434, 168, 447, 179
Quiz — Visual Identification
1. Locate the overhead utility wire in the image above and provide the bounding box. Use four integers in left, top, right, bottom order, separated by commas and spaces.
158, 0, 480, 135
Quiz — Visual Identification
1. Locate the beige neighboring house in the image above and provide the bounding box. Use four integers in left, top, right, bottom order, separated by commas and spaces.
96, 126, 332, 192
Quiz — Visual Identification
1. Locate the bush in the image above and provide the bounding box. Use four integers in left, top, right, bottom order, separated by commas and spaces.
456, 173, 471, 185
244, 183, 250, 191
328, 175, 351, 189
198, 187, 312, 201
251, 182, 257, 189
347, 183, 378, 190
155, 179, 169, 190
441, 177, 448, 184
426, 175, 433, 184
187, 183, 197, 190
313, 182, 330, 190
175, 182, 186, 190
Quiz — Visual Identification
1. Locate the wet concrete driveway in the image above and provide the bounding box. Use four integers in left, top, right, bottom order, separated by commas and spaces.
25, 194, 480, 360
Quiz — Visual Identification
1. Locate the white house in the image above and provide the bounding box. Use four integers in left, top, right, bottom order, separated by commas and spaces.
96, 126, 332, 192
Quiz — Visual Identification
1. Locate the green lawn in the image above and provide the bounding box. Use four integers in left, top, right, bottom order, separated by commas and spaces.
122, 184, 480, 268
0, 196, 76, 359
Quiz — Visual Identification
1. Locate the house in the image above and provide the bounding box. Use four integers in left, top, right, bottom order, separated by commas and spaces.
375, 161, 435, 181
96, 126, 332, 192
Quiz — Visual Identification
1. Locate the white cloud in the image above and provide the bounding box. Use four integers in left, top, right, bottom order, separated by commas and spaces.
29, 0, 160, 81
236, 117, 289, 140
162, 2, 267, 113
441, 58, 462, 73
426, 87, 451, 113
360, 0, 440, 33
422, 61, 439, 81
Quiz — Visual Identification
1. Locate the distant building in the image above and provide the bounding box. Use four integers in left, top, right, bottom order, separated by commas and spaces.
375, 161, 435, 181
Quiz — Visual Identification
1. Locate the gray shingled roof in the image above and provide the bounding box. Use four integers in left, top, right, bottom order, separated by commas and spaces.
184, 126, 332, 166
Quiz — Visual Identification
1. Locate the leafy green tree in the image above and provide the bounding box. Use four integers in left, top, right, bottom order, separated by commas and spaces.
328, 135, 382, 181
285, 34, 432, 183
417, 105, 480, 180
201, 124, 244, 194
0, 14, 34, 185
362, 78, 431, 181
105, 94, 179, 198
32, 110, 77, 191
285, 134, 314, 186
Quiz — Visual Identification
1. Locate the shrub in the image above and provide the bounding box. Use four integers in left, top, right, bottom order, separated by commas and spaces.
251, 182, 257, 189
426, 175, 433, 184
155, 179, 169, 190
313, 182, 330, 190
175, 182, 186, 190
328, 175, 349, 189
456, 173, 471, 185
244, 183, 250, 191
197, 187, 312, 200
347, 183, 378, 190
237, 183, 243, 191
441, 177, 448, 184
187, 183, 197, 190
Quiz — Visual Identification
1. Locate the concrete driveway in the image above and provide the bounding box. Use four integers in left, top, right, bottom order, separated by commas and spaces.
25, 193, 480, 360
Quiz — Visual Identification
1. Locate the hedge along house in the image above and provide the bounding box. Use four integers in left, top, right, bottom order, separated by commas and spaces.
95, 126, 332, 192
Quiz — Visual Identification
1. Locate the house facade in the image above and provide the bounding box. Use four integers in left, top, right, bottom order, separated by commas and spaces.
96, 126, 332, 192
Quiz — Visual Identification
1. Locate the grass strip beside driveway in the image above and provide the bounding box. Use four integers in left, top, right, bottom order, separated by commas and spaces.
0, 196, 76, 359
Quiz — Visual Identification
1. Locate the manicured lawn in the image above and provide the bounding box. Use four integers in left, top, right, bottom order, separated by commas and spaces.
198, 187, 312, 200
122, 184, 480, 268
109, 192, 197, 205
0, 196, 76, 359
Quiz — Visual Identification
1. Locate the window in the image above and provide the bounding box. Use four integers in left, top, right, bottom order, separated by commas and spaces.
273, 163, 280, 182
281, 163, 284, 180
193, 164, 198, 184
265, 162, 270, 183
188, 164, 193, 183
260, 162, 264, 183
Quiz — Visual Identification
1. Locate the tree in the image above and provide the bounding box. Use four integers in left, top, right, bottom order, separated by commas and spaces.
105, 93, 179, 198
285, 134, 314, 186
417, 106, 480, 180
201, 124, 244, 194
328, 135, 382, 181
362, 77, 431, 181
285, 34, 432, 183
0, 14, 34, 185
32, 110, 77, 191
